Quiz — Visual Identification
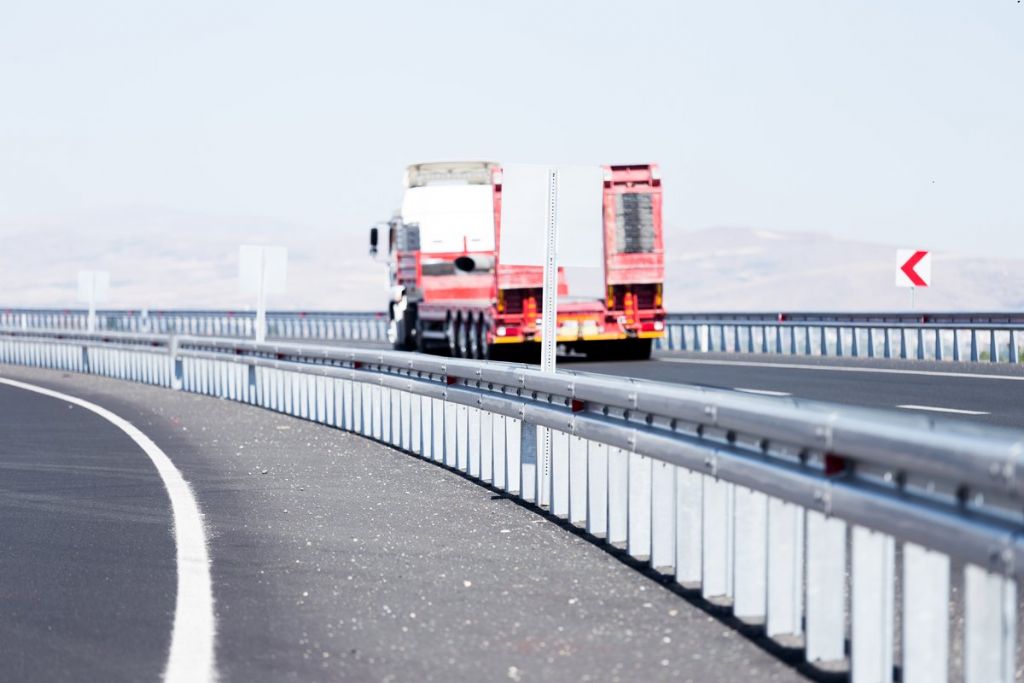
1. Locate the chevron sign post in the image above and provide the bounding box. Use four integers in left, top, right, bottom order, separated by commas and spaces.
896, 249, 931, 288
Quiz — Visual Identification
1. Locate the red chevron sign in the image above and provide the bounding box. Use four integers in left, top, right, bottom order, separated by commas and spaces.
895, 249, 931, 288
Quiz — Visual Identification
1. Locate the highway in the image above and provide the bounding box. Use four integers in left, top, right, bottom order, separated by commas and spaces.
0, 365, 806, 682
335, 340, 1024, 427
572, 352, 1024, 428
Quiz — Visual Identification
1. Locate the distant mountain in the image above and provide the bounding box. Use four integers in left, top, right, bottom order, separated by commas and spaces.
664, 226, 1024, 312
1, 210, 1021, 312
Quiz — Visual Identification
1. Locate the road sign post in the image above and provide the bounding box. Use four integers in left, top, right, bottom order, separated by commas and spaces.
896, 249, 931, 309
240, 246, 287, 342
77, 270, 110, 332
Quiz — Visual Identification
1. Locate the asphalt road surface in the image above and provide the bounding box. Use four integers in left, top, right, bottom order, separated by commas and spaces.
0, 365, 807, 682
568, 351, 1024, 429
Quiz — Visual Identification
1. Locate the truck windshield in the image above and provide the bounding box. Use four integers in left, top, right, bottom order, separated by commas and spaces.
614, 192, 655, 253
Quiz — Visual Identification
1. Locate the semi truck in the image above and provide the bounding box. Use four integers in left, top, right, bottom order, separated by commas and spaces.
370, 161, 665, 361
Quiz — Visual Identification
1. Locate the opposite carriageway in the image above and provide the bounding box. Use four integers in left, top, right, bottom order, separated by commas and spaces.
1, 328, 1022, 682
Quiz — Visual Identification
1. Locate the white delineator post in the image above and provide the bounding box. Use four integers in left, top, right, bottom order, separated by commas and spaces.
239, 245, 287, 344
87, 276, 98, 333
255, 249, 268, 343
77, 270, 110, 333
539, 169, 559, 506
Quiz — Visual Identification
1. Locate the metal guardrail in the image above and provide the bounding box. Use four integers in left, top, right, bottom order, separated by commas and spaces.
4, 308, 1024, 365
1, 328, 1021, 681
658, 312, 1024, 364
0, 308, 388, 341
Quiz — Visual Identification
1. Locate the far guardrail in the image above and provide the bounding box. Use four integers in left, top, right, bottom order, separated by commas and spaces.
0, 308, 388, 341
0, 326, 1021, 682
3, 308, 1024, 364
659, 311, 1024, 364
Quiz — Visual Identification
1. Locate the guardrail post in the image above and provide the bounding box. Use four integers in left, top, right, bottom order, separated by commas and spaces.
903, 543, 949, 683
803, 326, 812, 356
900, 329, 908, 360
935, 329, 944, 361
80, 345, 90, 373
806, 511, 846, 664
774, 326, 783, 354
1010, 330, 1019, 364
835, 327, 844, 357
851, 328, 860, 357
964, 565, 1017, 683
954, 330, 962, 361
851, 526, 895, 682
970, 329, 979, 362
989, 330, 998, 363
767, 498, 804, 639
867, 328, 875, 358
247, 364, 257, 401
819, 326, 827, 356
883, 329, 892, 359
916, 328, 925, 360
170, 336, 183, 390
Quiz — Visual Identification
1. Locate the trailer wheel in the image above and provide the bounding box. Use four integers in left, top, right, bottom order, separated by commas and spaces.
445, 315, 458, 357
415, 317, 426, 353
478, 320, 492, 360
456, 315, 470, 358
468, 315, 481, 359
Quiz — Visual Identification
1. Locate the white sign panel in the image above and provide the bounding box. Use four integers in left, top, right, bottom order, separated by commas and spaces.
499, 163, 604, 268
77, 270, 110, 303
239, 245, 288, 295
895, 249, 931, 288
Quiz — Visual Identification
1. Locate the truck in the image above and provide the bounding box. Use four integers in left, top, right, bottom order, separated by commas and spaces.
370, 161, 665, 361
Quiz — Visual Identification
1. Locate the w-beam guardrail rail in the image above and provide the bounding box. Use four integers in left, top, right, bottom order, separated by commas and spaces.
659, 311, 1024, 364
0, 308, 388, 342
1, 326, 1021, 682
4, 308, 1023, 365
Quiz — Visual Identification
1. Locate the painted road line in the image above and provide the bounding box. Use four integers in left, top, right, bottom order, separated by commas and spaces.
0, 378, 216, 683
733, 387, 792, 397
659, 357, 1024, 382
897, 404, 990, 416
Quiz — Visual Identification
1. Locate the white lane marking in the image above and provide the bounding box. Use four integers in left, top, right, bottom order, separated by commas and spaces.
0, 378, 216, 682
733, 387, 792, 397
897, 404, 990, 416
658, 357, 1024, 381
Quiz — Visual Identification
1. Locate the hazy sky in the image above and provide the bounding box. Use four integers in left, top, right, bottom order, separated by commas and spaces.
2, 0, 1022, 257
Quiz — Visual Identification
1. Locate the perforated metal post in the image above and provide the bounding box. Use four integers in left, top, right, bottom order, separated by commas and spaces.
539, 168, 559, 505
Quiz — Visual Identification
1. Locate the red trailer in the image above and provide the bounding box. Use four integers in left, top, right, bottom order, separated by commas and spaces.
371, 161, 665, 360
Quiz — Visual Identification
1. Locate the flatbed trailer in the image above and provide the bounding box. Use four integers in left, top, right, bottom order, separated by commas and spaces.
372, 161, 665, 361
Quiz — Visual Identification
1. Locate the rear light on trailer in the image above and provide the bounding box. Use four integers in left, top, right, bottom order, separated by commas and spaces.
654, 283, 662, 308
497, 290, 505, 313
654, 321, 664, 331
606, 286, 615, 309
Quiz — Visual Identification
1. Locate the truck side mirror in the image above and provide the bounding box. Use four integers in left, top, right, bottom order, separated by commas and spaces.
369, 227, 378, 256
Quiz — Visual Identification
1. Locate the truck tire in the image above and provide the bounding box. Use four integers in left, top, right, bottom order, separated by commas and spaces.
389, 300, 417, 351
445, 316, 458, 357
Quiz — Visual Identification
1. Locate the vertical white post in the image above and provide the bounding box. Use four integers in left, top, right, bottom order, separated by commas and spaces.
87, 272, 97, 333
255, 249, 267, 343
539, 168, 559, 503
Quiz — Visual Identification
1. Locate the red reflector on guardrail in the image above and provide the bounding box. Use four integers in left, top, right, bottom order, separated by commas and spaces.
824, 454, 846, 476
